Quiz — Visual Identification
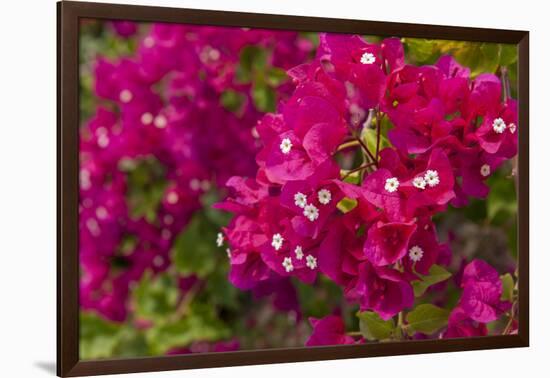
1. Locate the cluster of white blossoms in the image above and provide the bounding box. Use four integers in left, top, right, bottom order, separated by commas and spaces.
281, 252, 317, 272
384, 177, 400, 193
360, 52, 376, 65
408, 245, 424, 262
480, 164, 491, 177
272, 233, 284, 251
280, 137, 293, 154
492, 116, 518, 135
294, 188, 332, 222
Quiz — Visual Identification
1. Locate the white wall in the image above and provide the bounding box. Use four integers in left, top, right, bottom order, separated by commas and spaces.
1, 0, 546, 376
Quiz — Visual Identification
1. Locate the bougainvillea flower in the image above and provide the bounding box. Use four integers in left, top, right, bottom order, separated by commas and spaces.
363, 220, 417, 266
402, 219, 440, 275
348, 261, 414, 320
443, 307, 488, 338
305, 315, 355, 346
475, 99, 518, 158
459, 259, 512, 323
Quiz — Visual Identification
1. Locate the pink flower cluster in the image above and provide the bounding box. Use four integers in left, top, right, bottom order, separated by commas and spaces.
219, 33, 517, 338
79, 23, 312, 322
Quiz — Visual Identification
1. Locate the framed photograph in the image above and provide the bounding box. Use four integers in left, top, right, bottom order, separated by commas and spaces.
57, 1, 529, 376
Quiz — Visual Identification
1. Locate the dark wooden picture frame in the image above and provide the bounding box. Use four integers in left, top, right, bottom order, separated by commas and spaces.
57, 1, 529, 376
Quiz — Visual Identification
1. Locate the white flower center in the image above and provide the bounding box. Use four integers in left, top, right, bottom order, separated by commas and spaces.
306, 255, 317, 270
480, 164, 491, 177
384, 177, 400, 193
360, 52, 376, 65
141, 112, 154, 125
294, 245, 304, 260
508, 123, 517, 134
216, 232, 224, 247
97, 134, 110, 148
412, 176, 427, 190
492, 117, 506, 134
119, 89, 133, 103
280, 138, 293, 154
154, 115, 168, 129
303, 204, 320, 222
272, 233, 284, 250
282, 257, 294, 272
95, 206, 108, 220
143, 36, 155, 48
408, 245, 424, 262
166, 192, 179, 204
317, 189, 332, 205
294, 192, 307, 208
424, 170, 440, 187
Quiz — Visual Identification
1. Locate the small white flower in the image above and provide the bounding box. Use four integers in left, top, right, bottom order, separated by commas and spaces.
294, 245, 304, 260
294, 192, 307, 208
408, 245, 424, 262
141, 112, 154, 125
384, 177, 400, 193
166, 192, 179, 204
317, 189, 332, 205
509, 123, 517, 134
492, 117, 506, 134
208, 48, 221, 61
306, 255, 317, 270
480, 164, 491, 177
360, 52, 376, 65
280, 138, 293, 154
119, 89, 133, 103
97, 134, 109, 148
154, 115, 168, 129
303, 204, 320, 222
272, 233, 284, 251
216, 232, 224, 247
226, 248, 232, 258
189, 178, 201, 191
95, 206, 108, 220
424, 170, 440, 187
143, 36, 155, 48
282, 257, 294, 273
412, 176, 427, 190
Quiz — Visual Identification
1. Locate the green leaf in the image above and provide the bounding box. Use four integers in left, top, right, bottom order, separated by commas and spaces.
172, 214, 218, 277
266, 67, 288, 87
79, 312, 122, 359
235, 45, 267, 83
487, 175, 517, 223
146, 303, 230, 355
133, 271, 180, 321
406, 304, 450, 335
122, 156, 167, 223
500, 273, 514, 301
337, 197, 358, 213
220, 89, 246, 114
252, 82, 276, 112
499, 44, 518, 66
411, 265, 452, 297
357, 311, 395, 341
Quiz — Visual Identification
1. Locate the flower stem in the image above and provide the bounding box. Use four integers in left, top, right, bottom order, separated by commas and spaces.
342, 162, 377, 179
337, 140, 360, 152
